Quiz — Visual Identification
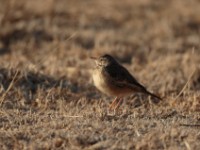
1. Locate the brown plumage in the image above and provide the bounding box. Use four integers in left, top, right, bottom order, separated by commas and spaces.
92, 54, 161, 110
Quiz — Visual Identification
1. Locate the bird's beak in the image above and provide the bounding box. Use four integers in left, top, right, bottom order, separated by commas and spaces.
90, 56, 97, 60
90, 56, 99, 65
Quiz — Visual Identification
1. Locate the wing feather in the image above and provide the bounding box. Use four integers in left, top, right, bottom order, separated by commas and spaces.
102, 63, 162, 100
104, 64, 146, 92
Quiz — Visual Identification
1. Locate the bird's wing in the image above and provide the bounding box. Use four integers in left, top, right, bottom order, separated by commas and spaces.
104, 64, 162, 100
104, 64, 147, 92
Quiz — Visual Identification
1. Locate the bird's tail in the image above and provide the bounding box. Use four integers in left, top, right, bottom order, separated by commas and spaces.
145, 90, 162, 103
135, 82, 162, 103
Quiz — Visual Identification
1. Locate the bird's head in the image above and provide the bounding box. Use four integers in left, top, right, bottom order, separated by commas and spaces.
91, 54, 117, 67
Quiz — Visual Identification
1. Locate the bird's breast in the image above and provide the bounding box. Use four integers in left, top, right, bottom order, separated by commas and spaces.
92, 69, 107, 93
92, 69, 131, 97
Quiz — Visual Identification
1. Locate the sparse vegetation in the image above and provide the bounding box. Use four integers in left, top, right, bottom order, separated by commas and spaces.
0, 0, 200, 149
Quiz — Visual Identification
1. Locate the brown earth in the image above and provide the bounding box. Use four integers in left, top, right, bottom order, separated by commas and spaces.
0, 0, 200, 149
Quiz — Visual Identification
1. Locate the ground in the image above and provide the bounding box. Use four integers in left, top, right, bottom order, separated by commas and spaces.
0, 0, 200, 149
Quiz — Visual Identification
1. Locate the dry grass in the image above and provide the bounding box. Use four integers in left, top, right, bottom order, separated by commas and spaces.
0, 0, 200, 149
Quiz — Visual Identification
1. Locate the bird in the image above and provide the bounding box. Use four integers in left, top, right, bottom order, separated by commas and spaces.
91, 54, 161, 110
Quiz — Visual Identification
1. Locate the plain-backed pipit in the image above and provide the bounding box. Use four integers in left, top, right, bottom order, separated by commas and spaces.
91, 54, 161, 110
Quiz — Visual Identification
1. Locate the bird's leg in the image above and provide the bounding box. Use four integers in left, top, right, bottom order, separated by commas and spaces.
109, 97, 118, 110
114, 98, 123, 110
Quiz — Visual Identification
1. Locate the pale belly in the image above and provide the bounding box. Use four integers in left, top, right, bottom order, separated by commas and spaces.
92, 70, 133, 97
92, 70, 110, 95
